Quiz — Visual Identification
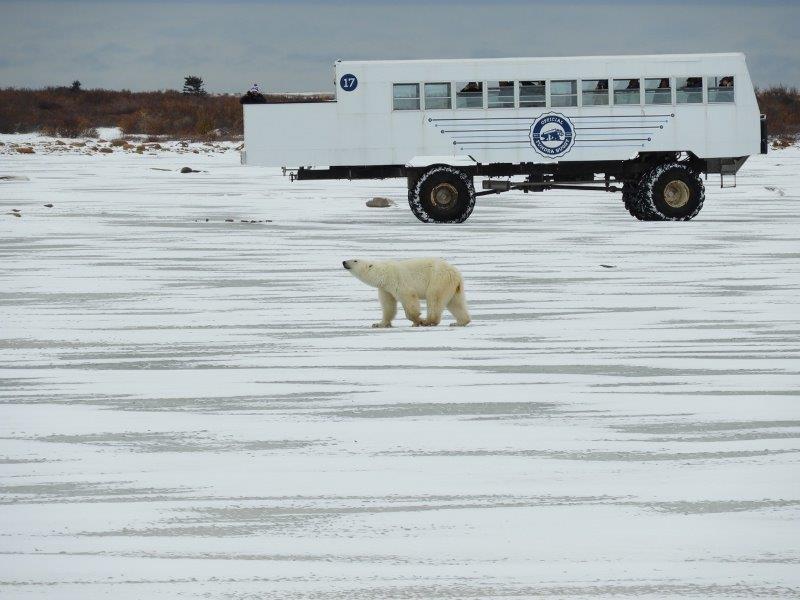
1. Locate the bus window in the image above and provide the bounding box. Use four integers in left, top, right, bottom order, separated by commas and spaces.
424, 83, 451, 109
519, 80, 545, 107
487, 81, 514, 108
676, 77, 703, 103
456, 81, 483, 108
582, 79, 609, 106
551, 80, 577, 107
645, 78, 671, 104
708, 76, 734, 103
393, 83, 420, 110
613, 78, 641, 105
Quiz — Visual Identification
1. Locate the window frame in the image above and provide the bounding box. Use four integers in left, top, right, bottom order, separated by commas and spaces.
423, 82, 453, 110
643, 77, 673, 105
675, 76, 704, 105
487, 80, 515, 109
550, 79, 578, 108
518, 79, 547, 108
581, 78, 610, 107
611, 78, 642, 106
455, 80, 485, 109
392, 83, 421, 111
391, 71, 739, 112
706, 75, 735, 104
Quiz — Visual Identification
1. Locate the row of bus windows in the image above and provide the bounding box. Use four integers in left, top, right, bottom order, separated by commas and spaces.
392, 76, 734, 110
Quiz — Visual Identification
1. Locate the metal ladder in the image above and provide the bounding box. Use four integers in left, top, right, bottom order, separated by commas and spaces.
719, 159, 737, 189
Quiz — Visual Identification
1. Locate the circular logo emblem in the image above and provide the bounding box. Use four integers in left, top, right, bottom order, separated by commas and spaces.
530, 112, 575, 158
339, 74, 358, 92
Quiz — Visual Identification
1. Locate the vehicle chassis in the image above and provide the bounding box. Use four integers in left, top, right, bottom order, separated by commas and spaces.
291, 152, 749, 193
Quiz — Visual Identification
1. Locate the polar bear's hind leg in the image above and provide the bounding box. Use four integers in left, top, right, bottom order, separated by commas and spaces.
447, 284, 471, 326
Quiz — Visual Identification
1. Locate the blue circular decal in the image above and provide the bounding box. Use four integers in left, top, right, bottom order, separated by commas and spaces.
530, 112, 575, 158
339, 73, 358, 92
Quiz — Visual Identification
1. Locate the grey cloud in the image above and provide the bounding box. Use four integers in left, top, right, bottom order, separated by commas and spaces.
0, 0, 797, 92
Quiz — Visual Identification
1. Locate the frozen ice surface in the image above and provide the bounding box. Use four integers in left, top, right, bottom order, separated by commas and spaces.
1, 138, 799, 599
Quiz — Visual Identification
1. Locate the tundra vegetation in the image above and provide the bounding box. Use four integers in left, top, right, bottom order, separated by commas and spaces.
0, 84, 794, 142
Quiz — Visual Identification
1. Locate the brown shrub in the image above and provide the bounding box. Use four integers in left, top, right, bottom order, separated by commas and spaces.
8, 83, 793, 140
756, 85, 800, 137
16, 146, 35, 154
0, 87, 334, 139
772, 136, 795, 149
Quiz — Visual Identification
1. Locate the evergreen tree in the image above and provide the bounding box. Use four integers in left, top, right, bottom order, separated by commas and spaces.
70, 80, 82, 92
182, 76, 207, 96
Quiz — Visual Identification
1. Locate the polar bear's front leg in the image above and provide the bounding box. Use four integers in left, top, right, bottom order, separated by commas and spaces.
399, 294, 423, 326
372, 288, 397, 328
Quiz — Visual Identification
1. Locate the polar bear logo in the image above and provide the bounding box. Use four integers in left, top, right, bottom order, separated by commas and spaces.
342, 258, 471, 328
539, 128, 564, 142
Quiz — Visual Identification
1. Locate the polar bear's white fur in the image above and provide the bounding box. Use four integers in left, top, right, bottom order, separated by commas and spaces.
343, 258, 470, 328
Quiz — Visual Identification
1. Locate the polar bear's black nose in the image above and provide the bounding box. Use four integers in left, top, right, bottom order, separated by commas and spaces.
342, 261, 350, 269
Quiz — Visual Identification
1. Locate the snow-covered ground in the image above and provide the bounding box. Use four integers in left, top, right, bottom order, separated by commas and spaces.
1, 136, 799, 599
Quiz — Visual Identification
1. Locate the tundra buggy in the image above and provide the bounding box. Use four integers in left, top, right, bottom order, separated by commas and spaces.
242, 53, 767, 222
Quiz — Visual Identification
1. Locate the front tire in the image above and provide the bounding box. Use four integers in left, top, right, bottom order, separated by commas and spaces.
637, 162, 705, 221
409, 166, 475, 223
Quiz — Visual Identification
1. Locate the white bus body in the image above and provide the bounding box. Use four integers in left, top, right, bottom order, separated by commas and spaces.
242, 53, 766, 223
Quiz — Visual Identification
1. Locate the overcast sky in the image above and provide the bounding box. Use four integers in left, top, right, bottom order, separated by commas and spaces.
1, 0, 797, 93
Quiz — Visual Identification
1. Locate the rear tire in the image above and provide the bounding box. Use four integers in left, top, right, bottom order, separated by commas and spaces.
409, 166, 475, 223
622, 181, 660, 221
637, 162, 705, 221
622, 182, 650, 220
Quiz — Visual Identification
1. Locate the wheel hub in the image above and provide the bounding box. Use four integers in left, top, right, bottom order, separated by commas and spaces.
430, 183, 458, 208
663, 180, 690, 208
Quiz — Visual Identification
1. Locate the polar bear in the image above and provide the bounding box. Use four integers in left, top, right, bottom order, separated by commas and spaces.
342, 258, 470, 328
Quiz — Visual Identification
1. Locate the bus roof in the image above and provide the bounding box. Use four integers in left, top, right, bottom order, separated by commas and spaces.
337, 53, 746, 68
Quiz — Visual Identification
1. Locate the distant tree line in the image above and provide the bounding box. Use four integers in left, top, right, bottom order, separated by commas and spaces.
757, 85, 800, 142
0, 79, 796, 140
0, 76, 333, 138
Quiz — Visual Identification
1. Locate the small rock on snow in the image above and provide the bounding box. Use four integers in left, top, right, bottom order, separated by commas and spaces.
366, 197, 393, 208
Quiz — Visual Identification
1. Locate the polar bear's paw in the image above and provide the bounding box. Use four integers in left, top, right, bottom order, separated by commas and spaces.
450, 322, 469, 327
418, 320, 440, 327
371, 322, 392, 328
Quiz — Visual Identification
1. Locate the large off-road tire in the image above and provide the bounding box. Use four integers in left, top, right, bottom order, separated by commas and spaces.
408, 166, 475, 223
622, 180, 661, 221
636, 162, 705, 221
622, 181, 653, 221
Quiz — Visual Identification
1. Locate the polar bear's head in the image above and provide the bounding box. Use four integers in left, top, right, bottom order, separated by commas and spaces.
342, 259, 380, 287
